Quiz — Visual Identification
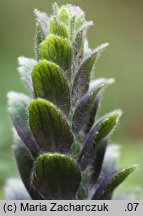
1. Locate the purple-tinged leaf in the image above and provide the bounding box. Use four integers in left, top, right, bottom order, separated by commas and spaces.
28, 99, 74, 153
90, 139, 108, 186
31, 153, 81, 200
85, 78, 115, 133
73, 21, 93, 68
12, 129, 33, 192
13, 130, 45, 200
84, 94, 100, 134
72, 43, 109, 100
92, 165, 137, 200
91, 144, 121, 200
78, 110, 122, 171
72, 79, 114, 134
89, 78, 115, 91
7, 92, 39, 158
34, 9, 49, 39
18, 57, 37, 91
70, 5, 85, 18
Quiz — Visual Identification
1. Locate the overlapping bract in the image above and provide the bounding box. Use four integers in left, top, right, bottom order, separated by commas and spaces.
7, 3, 136, 200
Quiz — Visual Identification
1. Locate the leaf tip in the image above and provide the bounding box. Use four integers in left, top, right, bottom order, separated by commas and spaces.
107, 109, 123, 125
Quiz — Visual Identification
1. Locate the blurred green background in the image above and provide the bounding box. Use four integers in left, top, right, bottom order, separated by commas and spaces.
0, 0, 143, 199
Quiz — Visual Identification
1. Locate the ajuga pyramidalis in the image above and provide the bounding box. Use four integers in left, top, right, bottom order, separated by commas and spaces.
6, 3, 137, 200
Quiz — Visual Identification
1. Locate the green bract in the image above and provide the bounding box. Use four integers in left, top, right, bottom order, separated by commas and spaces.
6, 3, 137, 200
32, 153, 81, 199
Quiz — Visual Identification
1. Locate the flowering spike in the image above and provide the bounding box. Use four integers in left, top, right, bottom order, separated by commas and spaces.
6, 3, 139, 200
